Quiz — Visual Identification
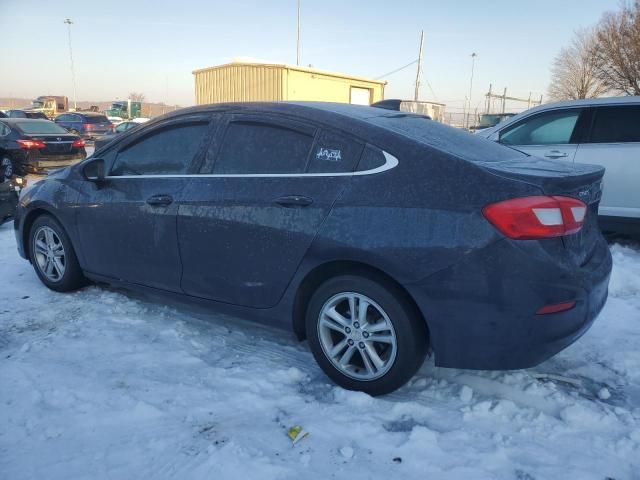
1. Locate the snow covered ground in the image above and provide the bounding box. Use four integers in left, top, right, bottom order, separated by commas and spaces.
1, 220, 639, 480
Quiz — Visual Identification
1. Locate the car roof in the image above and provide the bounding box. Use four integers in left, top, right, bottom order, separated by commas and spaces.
505, 96, 640, 120
156, 101, 428, 124
62, 112, 107, 117
0, 118, 53, 125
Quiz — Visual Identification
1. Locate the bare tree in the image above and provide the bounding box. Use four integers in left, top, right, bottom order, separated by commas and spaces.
593, 1, 640, 95
128, 92, 146, 103
548, 28, 608, 101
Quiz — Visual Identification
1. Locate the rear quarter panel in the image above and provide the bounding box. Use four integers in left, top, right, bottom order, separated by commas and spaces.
309, 137, 542, 285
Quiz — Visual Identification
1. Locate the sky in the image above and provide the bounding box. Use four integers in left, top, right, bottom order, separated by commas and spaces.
0, 0, 622, 112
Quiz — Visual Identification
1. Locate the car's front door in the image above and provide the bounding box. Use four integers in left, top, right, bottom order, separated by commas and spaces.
573, 104, 640, 219
177, 114, 364, 308
497, 108, 587, 162
74, 115, 212, 291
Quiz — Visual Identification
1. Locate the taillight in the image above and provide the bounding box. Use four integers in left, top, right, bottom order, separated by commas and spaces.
16, 139, 46, 149
482, 196, 587, 239
85, 124, 94, 130
72, 139, 86, 148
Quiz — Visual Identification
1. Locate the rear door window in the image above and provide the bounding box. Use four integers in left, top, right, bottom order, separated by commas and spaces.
85, 115, 110, 124
307, 130, 363, 173
213, 120, 314, 174
356, 145, 386, 171
588, 105, 640, 143
110, 121, 209, 176
499, 109, 583, 146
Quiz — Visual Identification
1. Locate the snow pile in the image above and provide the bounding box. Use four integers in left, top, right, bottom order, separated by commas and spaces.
0, 221, 638, 479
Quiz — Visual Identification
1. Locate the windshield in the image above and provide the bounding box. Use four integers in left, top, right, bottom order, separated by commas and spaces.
478, 114, 509, 128
31, 100, 44, 108
86, 115, 110, 124
15, 120, 68, 134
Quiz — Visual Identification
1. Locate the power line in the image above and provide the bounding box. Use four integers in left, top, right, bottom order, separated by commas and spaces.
374, 59, 419, 80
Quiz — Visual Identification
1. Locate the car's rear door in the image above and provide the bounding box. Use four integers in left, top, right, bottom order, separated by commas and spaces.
497, 107, 587, 162
177, 113, 363, 308
74, 114, 213, 291
573, 104, 640, 219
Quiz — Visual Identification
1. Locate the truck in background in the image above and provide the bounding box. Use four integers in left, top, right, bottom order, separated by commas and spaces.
105, 99, 143, 121
28, 96, 69, 119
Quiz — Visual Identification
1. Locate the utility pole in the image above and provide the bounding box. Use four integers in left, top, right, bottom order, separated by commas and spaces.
64, 18, 77, 111
414, 30, 424, 101
466, 52, 477, 128
296, 0, 301, 66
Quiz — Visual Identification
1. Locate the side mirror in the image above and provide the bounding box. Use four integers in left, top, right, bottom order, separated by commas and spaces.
83, 158, 105, 182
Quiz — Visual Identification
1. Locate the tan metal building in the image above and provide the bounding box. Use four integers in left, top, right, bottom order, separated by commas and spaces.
193, 61, 386, 106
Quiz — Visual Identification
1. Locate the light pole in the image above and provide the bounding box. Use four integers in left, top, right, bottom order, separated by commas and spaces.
64, 18, 78, 111
467, 52, 477, 129
296, 0, 301, 66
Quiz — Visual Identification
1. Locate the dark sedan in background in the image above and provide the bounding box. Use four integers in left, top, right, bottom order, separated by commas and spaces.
0, 119, 86, 176
4, 110, 49, 120
13, 102, 612, 395
94, 121, 142, 150
54, 112, 113, 140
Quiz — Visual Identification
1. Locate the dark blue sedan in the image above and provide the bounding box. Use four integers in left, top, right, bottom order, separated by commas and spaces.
13, 102, 611, 395
54, 112, 113, 140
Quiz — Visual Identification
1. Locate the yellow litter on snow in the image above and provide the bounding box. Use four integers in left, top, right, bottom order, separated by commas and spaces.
287, 425, 309, 445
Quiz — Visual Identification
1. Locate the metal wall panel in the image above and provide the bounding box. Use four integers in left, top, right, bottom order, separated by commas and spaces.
194, 65, 283, 104
193, 63, 385, 105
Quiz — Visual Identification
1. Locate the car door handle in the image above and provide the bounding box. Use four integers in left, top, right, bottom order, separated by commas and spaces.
544, 150, 569, 159
146, 194, 173, 206
274, 195, 313, 208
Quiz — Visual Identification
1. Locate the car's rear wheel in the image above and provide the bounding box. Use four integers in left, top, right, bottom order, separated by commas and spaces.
29, 214, 86, 292
306, 275, 428, 396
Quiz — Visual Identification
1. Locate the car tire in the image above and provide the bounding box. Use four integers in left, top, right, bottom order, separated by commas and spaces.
305, 274, 428, 396
1, 157, 13, 180
29, 214, 86, 292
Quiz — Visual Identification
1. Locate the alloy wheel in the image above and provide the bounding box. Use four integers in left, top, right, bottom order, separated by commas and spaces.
33, 226, 66, 282
317, 292, 398, 381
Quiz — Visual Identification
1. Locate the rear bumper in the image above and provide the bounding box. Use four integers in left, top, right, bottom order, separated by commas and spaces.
598, 215, 640, 237
21, 154, 85, 174
406, 236, 612, 370
81, 131, 111, 140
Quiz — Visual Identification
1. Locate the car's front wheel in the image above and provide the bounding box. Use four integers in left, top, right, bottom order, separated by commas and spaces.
29, 214, 86, 292
1, 157, 14, 180
306, 275, 428, 396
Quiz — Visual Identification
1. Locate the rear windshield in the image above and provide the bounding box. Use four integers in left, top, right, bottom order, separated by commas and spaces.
85, 115, 110, 124
15, 120, 69, 135
367, 113, 525, 163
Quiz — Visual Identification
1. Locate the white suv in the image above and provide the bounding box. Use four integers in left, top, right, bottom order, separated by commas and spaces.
476, 96, 640, 234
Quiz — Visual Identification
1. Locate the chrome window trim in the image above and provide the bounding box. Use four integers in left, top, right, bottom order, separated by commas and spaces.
104, 151, 398, 179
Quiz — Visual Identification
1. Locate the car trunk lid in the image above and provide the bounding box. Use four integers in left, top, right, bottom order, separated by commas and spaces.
480, 156, 605, 267
25, 134, 81, 156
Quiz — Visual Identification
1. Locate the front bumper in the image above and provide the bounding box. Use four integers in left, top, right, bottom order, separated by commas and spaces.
406, 236, 612, 370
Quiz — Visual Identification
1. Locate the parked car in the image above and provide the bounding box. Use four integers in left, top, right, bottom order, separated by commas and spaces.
0, 118, 87, 176
5, 110, 49, 119
13, 102, 611, 395
94, 121, 146, 150
54, 112, 113, 140
476, 96, 640, 234
0, 173, 26, 224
